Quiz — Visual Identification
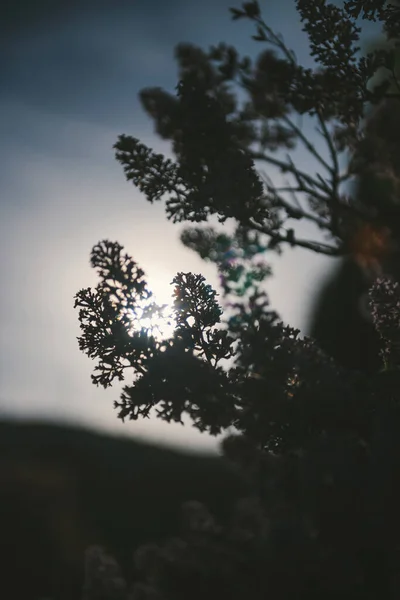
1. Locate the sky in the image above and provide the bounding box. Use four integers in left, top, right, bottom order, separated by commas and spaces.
0, 0, 379, 452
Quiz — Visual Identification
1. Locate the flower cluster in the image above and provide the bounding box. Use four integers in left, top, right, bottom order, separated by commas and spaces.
369, 277, 400, 368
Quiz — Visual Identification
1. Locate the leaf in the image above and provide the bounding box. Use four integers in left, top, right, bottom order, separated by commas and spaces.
229, 7, 246, 20
252, 25, 267, 42
243, 1, 260, 18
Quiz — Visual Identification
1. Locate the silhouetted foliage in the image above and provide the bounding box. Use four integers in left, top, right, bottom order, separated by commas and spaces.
310, 39, 400, 372
75, 1, 400, 598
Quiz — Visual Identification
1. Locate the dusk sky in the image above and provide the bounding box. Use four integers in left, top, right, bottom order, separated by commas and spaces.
0, 0, 379, 452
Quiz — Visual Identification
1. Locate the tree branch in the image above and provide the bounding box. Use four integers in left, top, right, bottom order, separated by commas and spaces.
316, 112, 341, 234
246, 217, 343, 256
253, 15, 297, 66
282, 114, 333, 174
270, 189, 330, 229
249, 150, 330, 196
260, 171, 330, 230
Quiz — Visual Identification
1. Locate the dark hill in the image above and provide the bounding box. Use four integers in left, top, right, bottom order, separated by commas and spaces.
0, 420, 245, 600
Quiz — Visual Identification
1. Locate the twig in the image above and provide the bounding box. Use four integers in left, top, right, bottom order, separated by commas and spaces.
316, 114, 339, 181
282, 114, 333, 174
246, 217, 343, 256
253, 16, 297, 66
260, 173, 329, 229
249, 150, 329, 196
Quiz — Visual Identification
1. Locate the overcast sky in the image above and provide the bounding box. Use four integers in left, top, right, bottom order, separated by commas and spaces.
1, 0, 379, 452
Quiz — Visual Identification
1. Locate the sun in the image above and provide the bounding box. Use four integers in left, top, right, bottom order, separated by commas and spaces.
124, 299, 176, 341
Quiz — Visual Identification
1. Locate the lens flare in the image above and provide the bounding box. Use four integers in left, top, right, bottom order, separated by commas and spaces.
123, 299, 176, 341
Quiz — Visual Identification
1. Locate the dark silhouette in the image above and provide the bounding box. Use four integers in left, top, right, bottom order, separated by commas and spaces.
308, 258, 382, 372
0, 420, 245, 600
309, 94, 400, 372
74, 1, 400, 598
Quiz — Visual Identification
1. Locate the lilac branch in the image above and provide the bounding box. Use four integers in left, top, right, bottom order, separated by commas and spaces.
246, 216, 342, 256
282, 114, 333, 174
